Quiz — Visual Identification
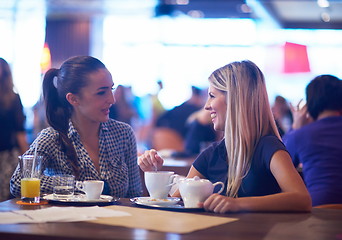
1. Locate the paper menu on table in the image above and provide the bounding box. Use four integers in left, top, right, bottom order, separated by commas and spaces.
90, 205, 239, 234
0, 206, 131, 224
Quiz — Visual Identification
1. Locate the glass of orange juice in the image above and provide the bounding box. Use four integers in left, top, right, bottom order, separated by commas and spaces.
19, 155, 42, 203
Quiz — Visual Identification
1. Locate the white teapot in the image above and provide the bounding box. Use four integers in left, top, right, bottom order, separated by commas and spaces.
178, 176, 224, 208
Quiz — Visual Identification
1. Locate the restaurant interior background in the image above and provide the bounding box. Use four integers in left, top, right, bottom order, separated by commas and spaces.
1, 0, 342, 143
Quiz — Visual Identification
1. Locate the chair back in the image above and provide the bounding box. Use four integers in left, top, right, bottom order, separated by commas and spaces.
151, 127, 184, 152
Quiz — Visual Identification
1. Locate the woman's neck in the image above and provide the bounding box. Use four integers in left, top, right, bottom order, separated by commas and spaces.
71, 115, 100, 139
71, 115, 101, 173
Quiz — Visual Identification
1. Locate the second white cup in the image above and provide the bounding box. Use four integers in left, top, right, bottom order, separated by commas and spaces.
76, 180, 104, 200
144, 171, 178, 199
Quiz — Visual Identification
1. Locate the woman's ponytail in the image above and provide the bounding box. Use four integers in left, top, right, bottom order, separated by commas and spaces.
42, 68, 79, 177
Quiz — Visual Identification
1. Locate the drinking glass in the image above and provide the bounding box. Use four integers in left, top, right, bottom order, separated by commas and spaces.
19, 155, 42, 203
53, 174, 75, 199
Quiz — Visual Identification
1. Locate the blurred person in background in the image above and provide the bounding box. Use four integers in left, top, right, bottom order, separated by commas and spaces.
283, 74, 342, 206
139, 60, 311, 213
155, 86, 204, 138
151, 80, 165, 124
172, 108, 218, 158
184, 108, 220, 156
135, 80, 165, 154
271, 95, 293, 136
32, 95, 49, 138
109, 85, 137, 126
0, 58, 28, 201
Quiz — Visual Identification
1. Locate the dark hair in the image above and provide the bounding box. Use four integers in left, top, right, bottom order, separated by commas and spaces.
191, 86, 202, 96
42, 56, 107, 177
306, 74, 342, 120
0, 58, 15, 109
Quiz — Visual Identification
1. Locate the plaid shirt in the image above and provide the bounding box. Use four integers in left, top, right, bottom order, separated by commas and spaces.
10, 119, 142, 198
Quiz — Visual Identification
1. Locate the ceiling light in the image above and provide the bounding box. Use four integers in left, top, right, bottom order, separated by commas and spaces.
240, 4, 252, 13
176, 0, 189, 5
187, 10, 204, 18
317, 0, 330, 8
164, 0, 189, 5
321, 12, 331, 22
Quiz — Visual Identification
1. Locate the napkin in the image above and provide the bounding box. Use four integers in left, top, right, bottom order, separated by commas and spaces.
0, 206, 131, 224
0, 212, 35, 224
90, 205, 239, 234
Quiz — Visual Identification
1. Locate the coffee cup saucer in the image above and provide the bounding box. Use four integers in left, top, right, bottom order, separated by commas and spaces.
132, 197, 180, 206
130, 197, 204, 212
43, 194, 119, 206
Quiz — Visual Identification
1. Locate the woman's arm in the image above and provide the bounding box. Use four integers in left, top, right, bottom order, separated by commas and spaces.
203, 150, 312, 213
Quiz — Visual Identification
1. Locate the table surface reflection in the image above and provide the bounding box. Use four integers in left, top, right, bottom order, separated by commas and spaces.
0, 198, 342, 240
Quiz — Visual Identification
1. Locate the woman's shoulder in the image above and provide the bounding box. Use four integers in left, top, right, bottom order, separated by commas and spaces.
28, 127, 60, 154
39, 126, 58, 135
193, 139, 225, 173
35, 127, 59, 143
254, 135, 287, 165
259, 135, 282, 144
257, 135, 286, 151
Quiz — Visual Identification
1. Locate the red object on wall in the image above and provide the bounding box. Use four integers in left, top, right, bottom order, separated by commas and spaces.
283, 42, 310, 73
40, 43, 51, 74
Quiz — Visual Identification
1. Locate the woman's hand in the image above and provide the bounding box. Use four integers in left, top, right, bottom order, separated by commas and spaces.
138, 149, 164, 172
201, 193, 239, 213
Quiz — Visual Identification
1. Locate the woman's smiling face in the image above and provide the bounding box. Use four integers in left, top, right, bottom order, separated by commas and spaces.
204, 85, 227, 132
70, 68, 115, 124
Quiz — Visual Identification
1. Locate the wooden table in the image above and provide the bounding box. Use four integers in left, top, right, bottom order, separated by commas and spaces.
0, 198, 341, 240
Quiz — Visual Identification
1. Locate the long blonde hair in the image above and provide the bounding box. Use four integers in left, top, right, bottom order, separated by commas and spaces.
208, 60, 280, 197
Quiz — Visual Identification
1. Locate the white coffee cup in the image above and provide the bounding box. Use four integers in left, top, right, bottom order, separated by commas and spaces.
144, 171, 178, 199
76, 180, 104, 200
178, 177, 224, 208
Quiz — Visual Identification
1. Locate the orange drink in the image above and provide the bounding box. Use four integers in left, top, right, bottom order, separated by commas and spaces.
21, 178, 41, 202
19, 155, 42, 203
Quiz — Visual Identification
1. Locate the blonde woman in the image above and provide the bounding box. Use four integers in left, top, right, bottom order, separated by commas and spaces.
138, 60, 311, 213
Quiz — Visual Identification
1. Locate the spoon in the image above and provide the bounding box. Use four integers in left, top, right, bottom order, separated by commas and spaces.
153, 152, 158, 172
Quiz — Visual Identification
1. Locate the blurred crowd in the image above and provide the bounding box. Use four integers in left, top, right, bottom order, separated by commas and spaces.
27, 80, 296, 158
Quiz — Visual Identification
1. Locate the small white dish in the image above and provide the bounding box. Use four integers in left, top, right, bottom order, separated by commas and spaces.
43, 194, 114, 203
134, 197, 180, 206
130, 197, 203, 211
